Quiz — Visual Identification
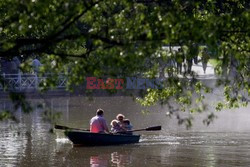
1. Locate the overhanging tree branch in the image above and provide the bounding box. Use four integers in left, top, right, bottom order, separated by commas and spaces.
0, 0, 104, 58
49, 0, 104, 40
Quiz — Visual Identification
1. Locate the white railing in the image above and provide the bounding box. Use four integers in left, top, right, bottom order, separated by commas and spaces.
0, 73, 67, 91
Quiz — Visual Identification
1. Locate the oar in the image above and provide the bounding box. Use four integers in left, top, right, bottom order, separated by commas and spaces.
129, 125, 161, 132
116, 125, 161, 134
54, 124, 89, 131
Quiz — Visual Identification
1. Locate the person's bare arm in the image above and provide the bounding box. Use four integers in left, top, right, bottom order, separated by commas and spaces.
102, 119, 110, 133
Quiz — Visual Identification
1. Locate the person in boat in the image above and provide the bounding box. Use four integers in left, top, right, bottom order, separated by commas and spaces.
116, 114, 125, 126
90, 108, 110, 133
123, 119, 133, 135
110, 119, 124, 133
123, 119, 133, 131
113, 114, 134, 134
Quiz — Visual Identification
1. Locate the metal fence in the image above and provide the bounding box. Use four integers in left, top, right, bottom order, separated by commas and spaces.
0, 73, 67, 91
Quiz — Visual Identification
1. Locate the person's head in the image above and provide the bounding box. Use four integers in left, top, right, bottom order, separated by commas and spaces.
96, 108, 104, 116
123, 119, 130, 125
116, 114, 125, 122
110, 119, 119, 127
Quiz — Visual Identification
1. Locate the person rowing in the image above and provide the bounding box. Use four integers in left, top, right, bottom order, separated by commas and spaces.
90, 108, 110, 133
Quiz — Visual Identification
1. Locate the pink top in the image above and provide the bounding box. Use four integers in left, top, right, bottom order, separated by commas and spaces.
90, 115, 109, 133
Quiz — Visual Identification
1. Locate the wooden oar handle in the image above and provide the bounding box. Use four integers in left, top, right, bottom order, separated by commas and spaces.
130, 125, 162, 132
54, 125, 89, 131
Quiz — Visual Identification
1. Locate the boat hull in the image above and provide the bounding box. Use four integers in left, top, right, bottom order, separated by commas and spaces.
65, 130, 140, 146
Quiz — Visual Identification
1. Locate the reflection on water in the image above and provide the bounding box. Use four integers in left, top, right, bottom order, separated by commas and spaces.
90, 155, 108, 167
89, 151, 132, 167
89, 150, 132, 167
111, 151, 132, 167
62, 145, 135, 167
1, 96, 250, 167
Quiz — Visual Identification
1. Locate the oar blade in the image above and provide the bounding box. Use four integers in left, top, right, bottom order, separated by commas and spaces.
145, 126, 161, 131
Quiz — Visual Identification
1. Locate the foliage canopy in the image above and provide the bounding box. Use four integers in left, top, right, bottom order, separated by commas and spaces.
0, 0, 249, 127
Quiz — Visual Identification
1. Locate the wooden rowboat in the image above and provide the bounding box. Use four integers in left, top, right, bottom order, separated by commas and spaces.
55, 125, 160, 146
65, 130, 140, 146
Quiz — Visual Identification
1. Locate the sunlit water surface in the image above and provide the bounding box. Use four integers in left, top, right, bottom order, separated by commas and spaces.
1, 96, 250, 167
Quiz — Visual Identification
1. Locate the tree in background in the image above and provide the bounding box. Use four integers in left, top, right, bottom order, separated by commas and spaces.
0, 0, 249, 128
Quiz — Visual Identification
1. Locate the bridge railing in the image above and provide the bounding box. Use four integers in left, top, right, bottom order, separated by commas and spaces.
0, 73, 67, 91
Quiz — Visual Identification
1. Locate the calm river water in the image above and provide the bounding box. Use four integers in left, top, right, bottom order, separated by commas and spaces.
1, 95, 250, 167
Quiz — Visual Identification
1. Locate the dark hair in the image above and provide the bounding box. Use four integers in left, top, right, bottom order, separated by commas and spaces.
96, 108, 104, 116
123, 119, 130, 125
